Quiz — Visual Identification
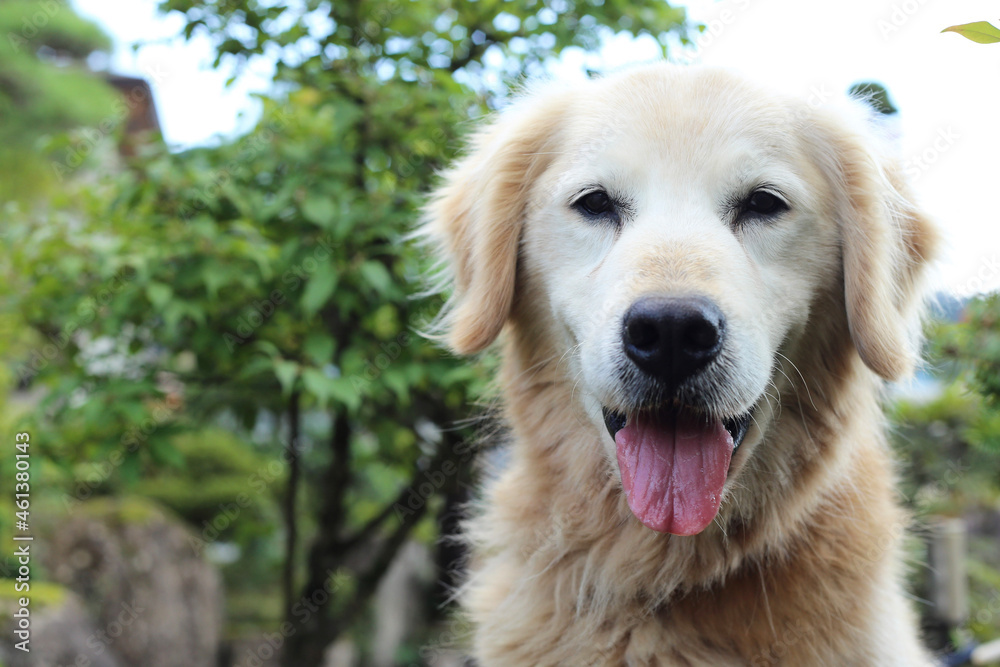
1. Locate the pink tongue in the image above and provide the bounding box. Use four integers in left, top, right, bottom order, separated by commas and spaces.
615, 411, 733, 536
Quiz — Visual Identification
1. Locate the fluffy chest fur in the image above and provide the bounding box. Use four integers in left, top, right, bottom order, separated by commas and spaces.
461, 325, 925, 666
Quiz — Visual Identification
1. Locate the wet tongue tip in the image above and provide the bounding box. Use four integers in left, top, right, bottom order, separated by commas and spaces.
614, 410, 733, 536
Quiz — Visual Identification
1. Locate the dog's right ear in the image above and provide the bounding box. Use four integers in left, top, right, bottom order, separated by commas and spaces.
422, 89, 568, 355
802, 100, 939, 381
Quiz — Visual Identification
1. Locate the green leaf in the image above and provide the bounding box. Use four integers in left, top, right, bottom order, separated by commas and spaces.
359, 260, 393, 296
302, 196, 337, 227
273, 359, 300, 397
300, 261, 339, 316
149, 437, 186, 468
237, 355, 275, 380
301, 367, 330, 406
371, 304, 400, 339
202, 263, 229, 298
252, 340, 282, 359
383, 368, 410, 402
119, 453, 141, 485
942, 21, 1000, 44
304, 332, 336, 365
146, 282, 173, 309
162, 301, 204, 333
326, 376, 362, 412
302, 368, 361, 412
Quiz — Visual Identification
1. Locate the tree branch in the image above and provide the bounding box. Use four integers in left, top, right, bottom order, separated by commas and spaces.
337, 432, 464, 623
326, 411, 353, 539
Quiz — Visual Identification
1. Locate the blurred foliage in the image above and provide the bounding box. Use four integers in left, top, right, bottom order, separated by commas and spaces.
0, 0, 118, 204
160, 0, 687, 90
890, 299, 1000, 646
0, 0, 691, 663
0, 0, 117, 606
1, 93, 486, 656
933, 296, 1000, 455
138, 428, 282, 540
0, 1, 113, 136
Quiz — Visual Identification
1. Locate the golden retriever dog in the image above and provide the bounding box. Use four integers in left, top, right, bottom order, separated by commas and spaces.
423, 64, 938, 666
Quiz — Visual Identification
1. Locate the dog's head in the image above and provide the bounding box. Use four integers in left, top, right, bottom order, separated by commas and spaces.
424, 65, 937, 536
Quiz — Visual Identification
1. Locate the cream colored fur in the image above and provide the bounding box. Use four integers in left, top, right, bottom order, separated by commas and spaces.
423, 64, 939, 666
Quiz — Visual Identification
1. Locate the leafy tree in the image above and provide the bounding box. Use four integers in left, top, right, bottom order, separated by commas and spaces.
934, 296, 1000, 457
3, 1, 692, 664
0, 0, 118, 204
890, 302, 1000, 646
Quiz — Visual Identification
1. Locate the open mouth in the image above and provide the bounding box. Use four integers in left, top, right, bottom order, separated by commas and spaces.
601, 405, 753, 536
603, 408, 752, 450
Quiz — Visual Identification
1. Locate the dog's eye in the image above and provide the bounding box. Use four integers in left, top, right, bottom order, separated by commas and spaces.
574, 190, 615, 217
746, 191, 782, 215
735, 189, 788, 224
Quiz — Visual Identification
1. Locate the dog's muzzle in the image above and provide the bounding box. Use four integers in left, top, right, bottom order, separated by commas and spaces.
599, 294, 755, 535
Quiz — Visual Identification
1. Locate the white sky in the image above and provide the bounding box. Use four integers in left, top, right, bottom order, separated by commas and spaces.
70, 0, 1000, 296
71, 0, 272, 147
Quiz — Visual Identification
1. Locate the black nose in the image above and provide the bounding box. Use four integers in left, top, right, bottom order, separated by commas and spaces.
622, 295, 725, 388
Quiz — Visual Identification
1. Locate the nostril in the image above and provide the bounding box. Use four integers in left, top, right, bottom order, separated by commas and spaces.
625, 318, 659, 350
682, 317, 721, 354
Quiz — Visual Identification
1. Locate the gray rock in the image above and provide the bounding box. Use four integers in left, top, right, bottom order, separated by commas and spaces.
0, 590, 122, 667
41, 497, 223, 667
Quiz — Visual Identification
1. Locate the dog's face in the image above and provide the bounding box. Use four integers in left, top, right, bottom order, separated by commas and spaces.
426, 65, 935, 536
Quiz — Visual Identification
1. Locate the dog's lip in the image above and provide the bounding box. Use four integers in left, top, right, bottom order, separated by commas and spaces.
601, 405, 753, 450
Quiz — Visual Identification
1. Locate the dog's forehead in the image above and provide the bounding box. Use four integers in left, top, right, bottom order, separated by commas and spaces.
562, 67, 799, 165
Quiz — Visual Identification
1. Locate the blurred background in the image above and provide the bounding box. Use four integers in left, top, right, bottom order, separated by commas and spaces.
0, 1, 998, 666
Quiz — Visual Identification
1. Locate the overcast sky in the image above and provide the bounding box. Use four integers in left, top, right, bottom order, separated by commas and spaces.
70, 0, 1000, 297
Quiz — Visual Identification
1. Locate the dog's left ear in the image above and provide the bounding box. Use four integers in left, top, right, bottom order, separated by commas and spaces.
422, 88, 569, 355
804, 102, 939, 381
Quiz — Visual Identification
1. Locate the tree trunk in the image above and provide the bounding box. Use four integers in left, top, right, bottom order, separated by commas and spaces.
282, 410, 353, 666
282, 390, 301, 627
282, 424, 471, 666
